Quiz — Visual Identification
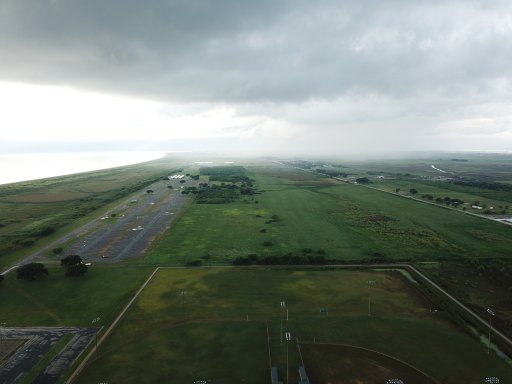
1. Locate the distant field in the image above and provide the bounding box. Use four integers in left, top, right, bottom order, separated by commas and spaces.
146, 164, 512, 264
76, 268, 512, 384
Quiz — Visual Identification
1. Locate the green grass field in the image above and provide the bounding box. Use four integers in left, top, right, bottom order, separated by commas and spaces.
2, 157, 512, 383
76, 268, 512, 384
145, 164, 512, 264
0, 264, 151, 326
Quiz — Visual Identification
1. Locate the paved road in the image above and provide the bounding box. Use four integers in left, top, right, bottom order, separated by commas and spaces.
0, 327, 96, 384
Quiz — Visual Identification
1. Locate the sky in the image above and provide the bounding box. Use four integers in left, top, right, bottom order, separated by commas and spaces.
1, 0, 512, 156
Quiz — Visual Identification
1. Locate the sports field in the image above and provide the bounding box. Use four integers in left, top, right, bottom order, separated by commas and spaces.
76, 268, 512, 383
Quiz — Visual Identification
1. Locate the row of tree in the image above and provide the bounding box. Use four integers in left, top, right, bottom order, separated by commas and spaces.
3, 255, 88, 283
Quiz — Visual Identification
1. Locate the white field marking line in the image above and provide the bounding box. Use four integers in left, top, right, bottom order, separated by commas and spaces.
303, 341, 442, 384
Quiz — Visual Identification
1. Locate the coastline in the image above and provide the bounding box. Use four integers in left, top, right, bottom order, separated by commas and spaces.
0, 151, 166, 186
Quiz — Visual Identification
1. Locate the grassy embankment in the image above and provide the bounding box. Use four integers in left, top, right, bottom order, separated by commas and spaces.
76, 268, 512, 384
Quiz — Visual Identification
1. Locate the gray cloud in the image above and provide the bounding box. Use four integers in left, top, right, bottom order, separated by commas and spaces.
1, 0, 511, 102
1, 0, 512, 153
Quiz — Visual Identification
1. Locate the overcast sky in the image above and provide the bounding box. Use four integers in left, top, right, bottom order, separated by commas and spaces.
1, 0, 512, 156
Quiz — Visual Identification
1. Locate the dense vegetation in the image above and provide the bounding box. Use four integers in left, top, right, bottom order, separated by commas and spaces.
199, 165, 252, 183
233, 253, 327, 265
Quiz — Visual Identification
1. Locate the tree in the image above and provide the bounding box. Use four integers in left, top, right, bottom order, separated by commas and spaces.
395, 188, 400, 193
52, 247, 64, 255
146, 189, 154, 194
0, 274, 4, 285
65, 263, 88, 277
16, 263, 48, 281
356, 177, 370, 184
409, 188, 418, 195
61, 255, 82, 267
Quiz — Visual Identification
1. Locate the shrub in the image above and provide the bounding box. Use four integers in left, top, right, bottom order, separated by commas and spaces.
16, 263, 48, 281
65, 263, 88, 277
61, 255, 82, 267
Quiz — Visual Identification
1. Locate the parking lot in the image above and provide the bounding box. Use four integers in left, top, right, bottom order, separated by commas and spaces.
0, 327, 96, 384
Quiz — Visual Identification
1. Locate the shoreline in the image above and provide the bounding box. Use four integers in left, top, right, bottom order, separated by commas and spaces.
0, 151, 166, 186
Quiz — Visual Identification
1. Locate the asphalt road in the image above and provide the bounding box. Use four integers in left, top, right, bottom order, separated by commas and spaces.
64, 178, 193, 263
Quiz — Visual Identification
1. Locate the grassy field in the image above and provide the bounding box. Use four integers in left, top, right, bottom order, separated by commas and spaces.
0, 264, 151, 326
76, 268, 512, 384
0, 155, 181, 269
145, 164, 512, 264
1, 156, 511, 382
312, 153, 512, 210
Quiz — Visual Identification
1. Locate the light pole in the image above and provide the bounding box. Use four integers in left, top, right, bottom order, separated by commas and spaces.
367, 280, 376, 316
487, 308, 495, 355
280, 300, 287, 343
285, 331, 291, 384
280, 318, 284, 344
180, 290, 186, 322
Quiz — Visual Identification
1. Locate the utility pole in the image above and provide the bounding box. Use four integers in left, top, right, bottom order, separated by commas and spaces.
181, 290, 186, 322
367, 280, 376, 316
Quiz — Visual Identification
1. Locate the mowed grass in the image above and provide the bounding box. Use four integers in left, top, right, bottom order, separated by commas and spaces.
76, 268, 512, 384
146, 165, 512, 264
0, 265, 151, 326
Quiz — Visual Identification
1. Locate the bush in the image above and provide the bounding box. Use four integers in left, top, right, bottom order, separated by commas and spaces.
16, 263, 48, 281
61, 255, 82, 267
22, 239, 35, 247
185, 260, 202, 267
233, 254, 326, 266
52, 247, 64, 255
65, 263, 88, 277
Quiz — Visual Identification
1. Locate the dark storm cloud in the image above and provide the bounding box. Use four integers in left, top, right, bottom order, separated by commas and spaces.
1, 0, 512, 103
1, 0, 512, 155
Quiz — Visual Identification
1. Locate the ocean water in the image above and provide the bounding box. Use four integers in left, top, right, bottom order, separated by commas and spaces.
0, 152, 165, 185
